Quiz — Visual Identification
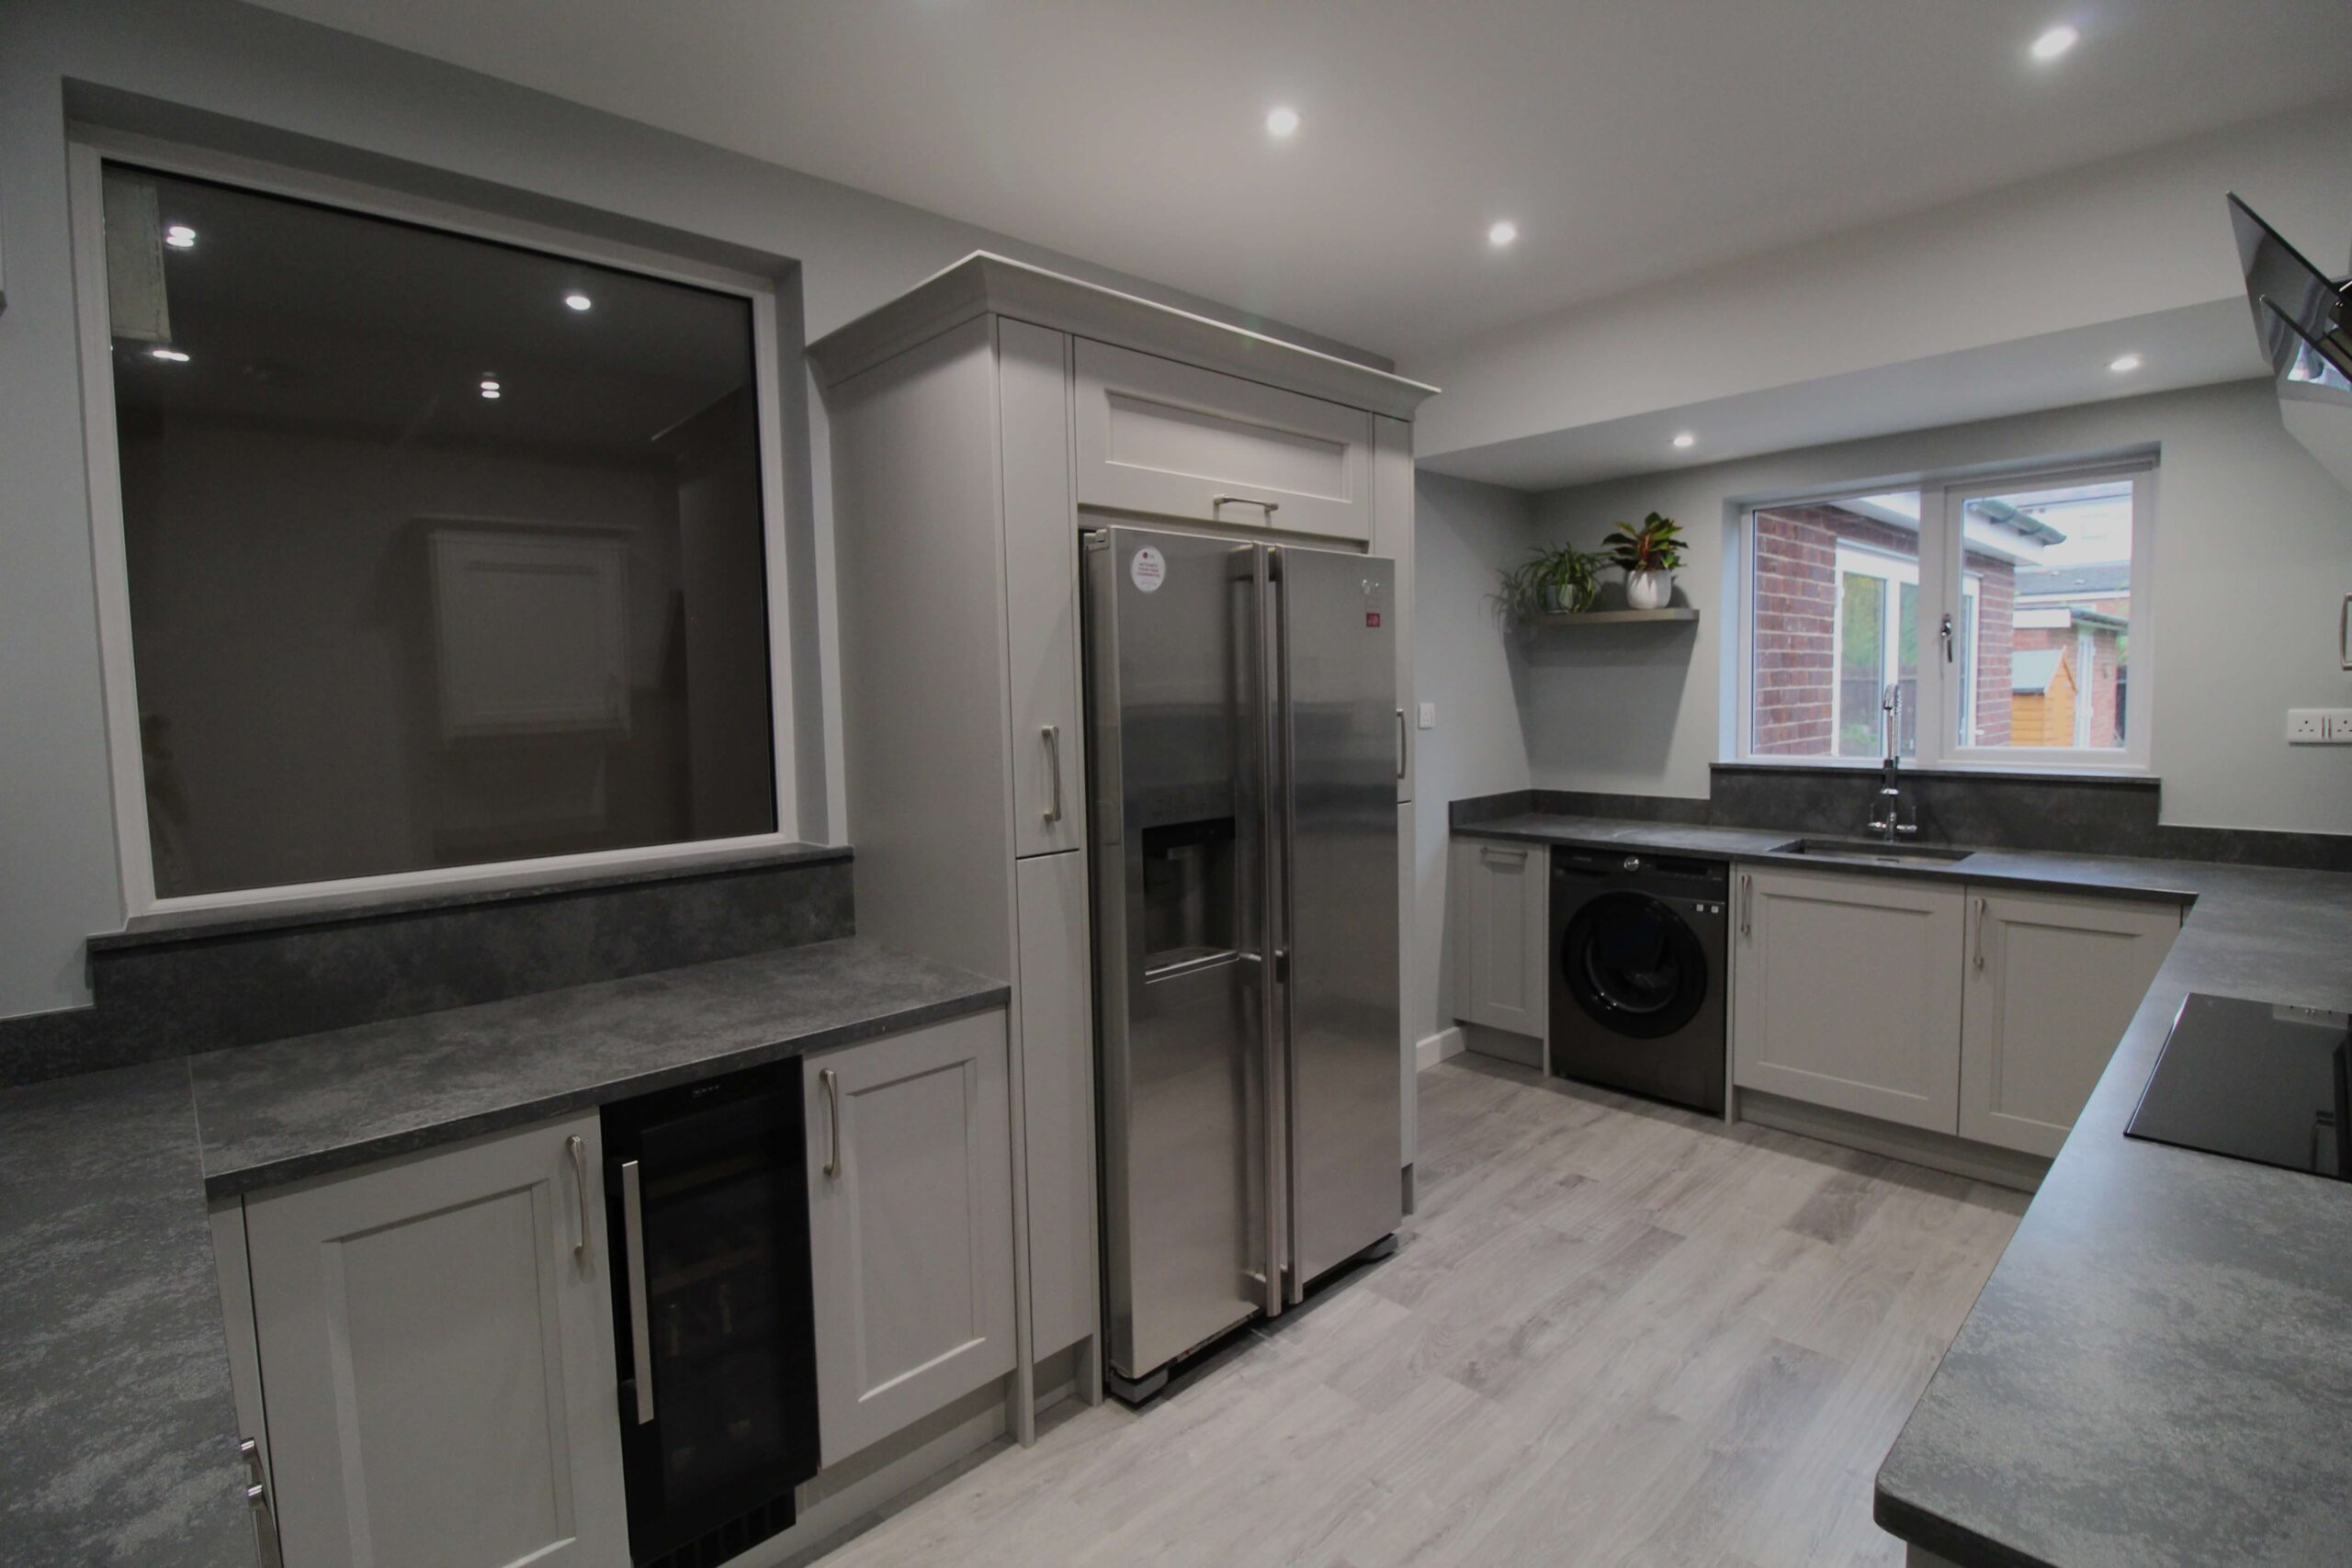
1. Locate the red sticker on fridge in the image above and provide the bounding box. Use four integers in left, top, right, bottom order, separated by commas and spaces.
1365, 612, 1382, 627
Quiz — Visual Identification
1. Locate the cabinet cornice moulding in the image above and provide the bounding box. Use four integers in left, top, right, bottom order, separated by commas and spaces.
808, 252, 1440, 420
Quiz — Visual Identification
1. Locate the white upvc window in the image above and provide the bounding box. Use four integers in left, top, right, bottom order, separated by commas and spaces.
67, 130, 803, 915
1737, 459, 2154, 773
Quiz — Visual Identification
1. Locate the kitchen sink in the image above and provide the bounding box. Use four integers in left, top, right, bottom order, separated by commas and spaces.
1770, 838, 1974, 865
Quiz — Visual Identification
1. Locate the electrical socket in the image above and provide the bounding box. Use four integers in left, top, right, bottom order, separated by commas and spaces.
1418, 703, 1437, 730
2289, 709, 2327, 742
2330, 711, 2352, 742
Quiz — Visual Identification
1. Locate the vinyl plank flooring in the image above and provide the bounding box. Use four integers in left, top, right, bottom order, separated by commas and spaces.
812, 1060, 2023, 1568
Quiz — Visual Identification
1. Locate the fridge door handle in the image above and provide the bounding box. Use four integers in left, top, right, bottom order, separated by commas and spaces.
618, 1158, 655, 1425
1255, 545, 1289, 1320
1395, 708, 1408, 781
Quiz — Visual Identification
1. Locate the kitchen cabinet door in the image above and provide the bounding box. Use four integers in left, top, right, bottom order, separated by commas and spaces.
1016, 850, 1096, 1362
1072, 338, 1373, 542
1000, 320, 1085, 857
1732, 866, 1965, 1133
805, 1009, 1016, 1465
1450, 836, 1547, 1040
1960, 887, 2179, 1156
243, 1114, 628, 1568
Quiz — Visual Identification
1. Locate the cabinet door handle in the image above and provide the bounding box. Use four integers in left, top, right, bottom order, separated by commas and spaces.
566, 1134, 589, 1262
1973, 897, 1989, 971
1041, 725, 1063, 823
1738, 872, 1753, 938
1210, 493, 1279, 519
821, 1067, 842, 1179
1480, 844, 1527, 865
2340, 592, 2351, 671
239, 1439, 281, 1568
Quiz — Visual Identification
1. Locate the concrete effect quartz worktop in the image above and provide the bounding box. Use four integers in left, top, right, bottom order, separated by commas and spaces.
1460, 812, 2352, 1568
0, 937, 1007, 1566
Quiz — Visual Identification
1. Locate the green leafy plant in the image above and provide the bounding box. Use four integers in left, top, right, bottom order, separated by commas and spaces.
1602, 513, 1687, 575
1494, 543, 1604, 619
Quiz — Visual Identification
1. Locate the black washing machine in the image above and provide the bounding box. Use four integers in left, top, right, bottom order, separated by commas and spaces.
1549, 848, 1728, 1114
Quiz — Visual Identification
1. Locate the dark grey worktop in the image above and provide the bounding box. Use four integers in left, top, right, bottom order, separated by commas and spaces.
194, 937, 1007, 1197
0, 937, 1004, 1565
1459, 813, 2352, 1567
0, 1061, 253, 1567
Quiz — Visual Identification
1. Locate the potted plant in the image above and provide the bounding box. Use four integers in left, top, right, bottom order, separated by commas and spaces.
1603, 513, 1686, 610
1495, 543, 1604, 621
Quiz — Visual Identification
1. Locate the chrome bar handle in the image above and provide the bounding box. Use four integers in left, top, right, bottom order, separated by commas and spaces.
619, 1158, 654, 1425
1272, 547, 1305, 1309
821, 1067, 842, 1179
2340, 592, 2350, 671
1738, 871, 1753, 938
1041, 726, 1064, 823
1396, 708, 1408, 781
239, 1439, 282, 1568
1255, 546, 1285, 1319
1973, 897, 1989, 971
1211, 493, 1279, 519
567, 1134, 590, 1262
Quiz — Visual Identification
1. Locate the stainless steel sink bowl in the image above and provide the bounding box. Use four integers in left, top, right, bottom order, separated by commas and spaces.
1770, 838, 1974, 865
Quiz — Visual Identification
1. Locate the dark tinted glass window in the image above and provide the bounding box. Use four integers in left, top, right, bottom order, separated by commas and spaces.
101, 166, 776, 897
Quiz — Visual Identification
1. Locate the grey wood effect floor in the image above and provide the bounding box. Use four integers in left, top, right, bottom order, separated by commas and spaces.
816, 1055, 2027, 1568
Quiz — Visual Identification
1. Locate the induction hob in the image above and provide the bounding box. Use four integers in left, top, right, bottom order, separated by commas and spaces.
2127, 993, 2352, 1180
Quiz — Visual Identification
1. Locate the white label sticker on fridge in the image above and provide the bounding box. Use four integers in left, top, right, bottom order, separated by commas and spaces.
1131, 546, 1165, 593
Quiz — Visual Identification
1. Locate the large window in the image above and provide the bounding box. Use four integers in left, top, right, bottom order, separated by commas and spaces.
79, 152, 786, 907
1742, 465, 2152, 770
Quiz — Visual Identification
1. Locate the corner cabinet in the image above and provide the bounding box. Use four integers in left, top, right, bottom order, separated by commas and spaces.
1451, 836, 1550, 1042
242, 1114, 629, 1568
804, 1010, 1016, 1466
1959, 887, 2178, 1156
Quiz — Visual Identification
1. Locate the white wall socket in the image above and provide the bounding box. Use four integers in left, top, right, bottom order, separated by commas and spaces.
1418, 703, 1437, 730
2286, 708, 2352, 743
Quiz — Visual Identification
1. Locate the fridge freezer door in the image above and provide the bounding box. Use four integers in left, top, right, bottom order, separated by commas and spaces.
1272, 546, 1405, 1293
1083, 526, 1272, 1382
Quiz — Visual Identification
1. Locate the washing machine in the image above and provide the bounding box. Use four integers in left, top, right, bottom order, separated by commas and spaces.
1548, 848, 1729, 1114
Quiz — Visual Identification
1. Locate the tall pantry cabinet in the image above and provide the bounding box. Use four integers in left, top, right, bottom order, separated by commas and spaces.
809, 256, 1436, 1432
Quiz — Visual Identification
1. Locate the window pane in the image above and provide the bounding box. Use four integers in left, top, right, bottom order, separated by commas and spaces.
1962, 479, 2133, 752
1748, 493, 1919, 758
103, 166, 777, 897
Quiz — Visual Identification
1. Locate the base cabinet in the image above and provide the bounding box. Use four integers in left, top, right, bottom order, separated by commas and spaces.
1733, 867, 1965, 1132
1960, 888, 2179, 1156
805, 1010, 1016, 1466
243, 1114, 628, 1568
1450, 836, 1549, 1041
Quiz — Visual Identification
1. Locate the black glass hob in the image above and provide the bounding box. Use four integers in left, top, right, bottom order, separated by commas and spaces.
2127, 993, 2352, 1180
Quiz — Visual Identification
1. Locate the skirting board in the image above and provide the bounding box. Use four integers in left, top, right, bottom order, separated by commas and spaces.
1416, 1025, 1467, 1071
1736, 1089, 2050, 1193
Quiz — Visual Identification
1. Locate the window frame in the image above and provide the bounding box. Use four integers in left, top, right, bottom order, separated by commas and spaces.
66, 130, 804, 917
1735, 458, 2154, 774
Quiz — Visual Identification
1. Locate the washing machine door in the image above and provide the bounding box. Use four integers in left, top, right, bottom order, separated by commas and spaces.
1558, 892, 1710, 1040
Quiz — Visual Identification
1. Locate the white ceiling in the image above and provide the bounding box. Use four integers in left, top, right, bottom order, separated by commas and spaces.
241, 0, 2348, 367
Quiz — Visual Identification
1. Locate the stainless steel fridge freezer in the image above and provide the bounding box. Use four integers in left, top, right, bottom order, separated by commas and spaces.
1080, 525, 1403, 1400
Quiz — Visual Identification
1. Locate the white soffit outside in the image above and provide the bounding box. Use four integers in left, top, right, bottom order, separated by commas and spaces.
1423, 299, 2266, 491
238, 0, 2348, 366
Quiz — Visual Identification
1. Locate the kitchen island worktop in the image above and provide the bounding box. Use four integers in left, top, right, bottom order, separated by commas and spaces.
0, 937, 1007, 1566
1459, 812, 2352, 1568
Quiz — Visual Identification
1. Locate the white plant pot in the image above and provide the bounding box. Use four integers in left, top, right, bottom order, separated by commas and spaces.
1625, 570, 1673, 610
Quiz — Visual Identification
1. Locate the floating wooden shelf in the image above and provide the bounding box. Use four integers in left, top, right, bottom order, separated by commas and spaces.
1536, 607, 1700, 626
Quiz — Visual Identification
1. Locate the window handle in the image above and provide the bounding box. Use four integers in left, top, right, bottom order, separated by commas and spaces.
1940, 613, 1955, 664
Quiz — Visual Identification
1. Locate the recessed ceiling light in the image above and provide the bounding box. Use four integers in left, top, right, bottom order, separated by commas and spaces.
563, 292, 592, 311
480, 377, 502, 399
1487, 220, 1519, 249
164, 224, 197, 251
1265, 106, 1300, 140
1672, 432, 1696, 449
2030, 24, 2079, 61
2109, 353, 2143, 373
149, 346, 190, 363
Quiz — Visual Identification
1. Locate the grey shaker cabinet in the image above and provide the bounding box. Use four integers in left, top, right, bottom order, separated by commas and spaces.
242, 1113, 629, 1568
1450, 835, 1550, 1043
804, 1009, 1017, 1466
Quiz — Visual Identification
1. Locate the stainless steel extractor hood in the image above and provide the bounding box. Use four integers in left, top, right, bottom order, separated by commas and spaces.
2230, 194, 2352, 495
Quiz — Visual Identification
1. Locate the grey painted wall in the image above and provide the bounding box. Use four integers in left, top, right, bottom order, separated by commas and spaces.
1517, 379, 2352, 835
0, 0, 1377, 1021
1409, 474, 1536, 1044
